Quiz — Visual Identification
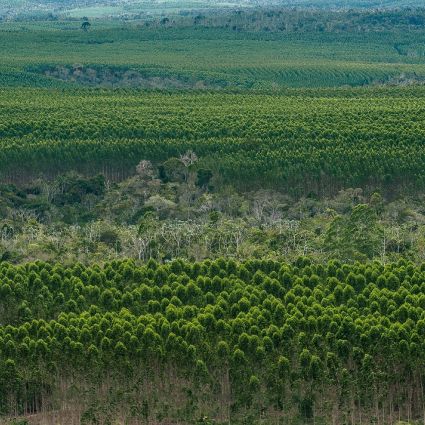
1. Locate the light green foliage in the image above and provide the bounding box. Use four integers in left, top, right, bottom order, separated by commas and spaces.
0, 258, 423, 423
3, 172, 425, 264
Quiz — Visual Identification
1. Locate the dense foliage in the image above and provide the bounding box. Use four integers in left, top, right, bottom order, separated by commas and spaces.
0, 258, 424, 423
3, 170, 425, 265
2, 17, 425, 89
1, 8, 425, 425
1, 15, 425, 199
2, 87, 425, 195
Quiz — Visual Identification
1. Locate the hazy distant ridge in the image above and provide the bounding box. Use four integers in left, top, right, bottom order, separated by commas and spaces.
3, 0, 425, 13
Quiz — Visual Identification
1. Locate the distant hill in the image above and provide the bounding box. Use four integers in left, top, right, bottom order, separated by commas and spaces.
3, 0, 425, 11
1, 0, 424, 20
274, 0, 424, 8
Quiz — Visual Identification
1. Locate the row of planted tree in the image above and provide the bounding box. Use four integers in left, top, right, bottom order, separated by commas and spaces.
2, 87, 425, 195
0, 257, 424, 424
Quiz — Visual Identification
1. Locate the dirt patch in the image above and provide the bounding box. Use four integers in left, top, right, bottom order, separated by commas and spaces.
29, 64, 222, 89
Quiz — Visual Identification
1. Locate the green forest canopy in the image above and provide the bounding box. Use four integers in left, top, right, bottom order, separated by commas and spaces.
0, 13, 425, 193
1, 87, 425, 196
0, 258, 424, 423
0, 5, 425, 425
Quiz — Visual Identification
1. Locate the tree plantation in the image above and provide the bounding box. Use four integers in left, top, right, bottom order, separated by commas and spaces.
0, 258, 424, 424
2, 87, 425, 196
2, 3, 425, 425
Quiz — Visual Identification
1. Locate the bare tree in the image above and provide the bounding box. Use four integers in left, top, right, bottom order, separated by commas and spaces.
178, 150, 198, 182
136, 160, 154, 179
37, 179, 60, 203
180, 150, 198, 168
127, 226, 155, 261
11, 209, 39, 223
